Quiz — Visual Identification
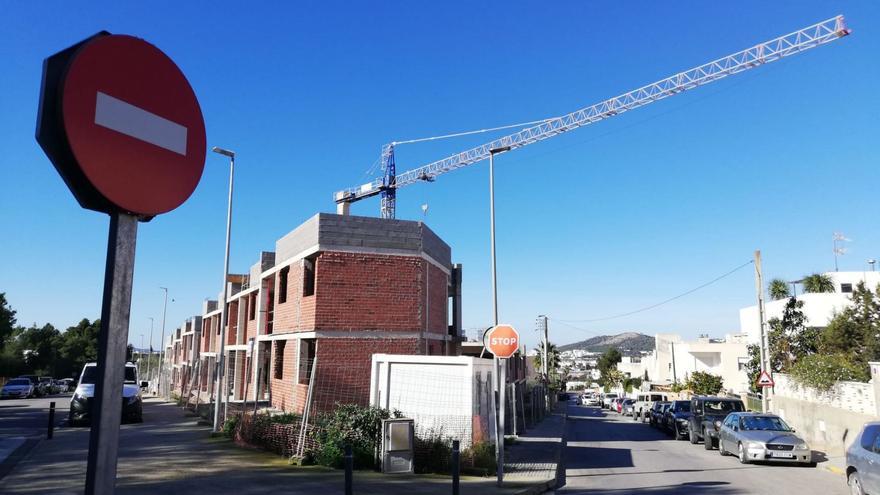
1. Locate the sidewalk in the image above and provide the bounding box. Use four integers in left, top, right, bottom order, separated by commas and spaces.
0, 398, 566, 495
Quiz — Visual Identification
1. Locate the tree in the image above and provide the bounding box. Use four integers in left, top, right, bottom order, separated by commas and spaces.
12, 323, 61, 375
821, 282, 880, 365
789, 353, 869, 391
744, 344, 762, 393
768, 279, 791, 301
596, 348, 622, 389
602, 368, 625, 392
767, 297, 813, 372
532, 342, 559, 374
55, 319, 101, 379
802, 273, 835, 294
685, 371, 724, 395
0, 293, 16, 350
643, 369, 649, 382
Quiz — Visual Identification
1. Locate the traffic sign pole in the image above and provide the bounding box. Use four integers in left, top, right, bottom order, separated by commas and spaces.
486, 324, 519, 487
85, 212, 138, 495
497, 358, 506, 487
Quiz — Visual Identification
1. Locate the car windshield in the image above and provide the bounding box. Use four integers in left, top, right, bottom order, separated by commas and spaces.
703, 400, 743, 413
740, 416, 791, 432
673, 401, 691, 412
5, 379, 30, 386
80, 366, 137, 384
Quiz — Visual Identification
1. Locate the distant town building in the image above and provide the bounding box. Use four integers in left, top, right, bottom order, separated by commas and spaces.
739, 271, 880, 344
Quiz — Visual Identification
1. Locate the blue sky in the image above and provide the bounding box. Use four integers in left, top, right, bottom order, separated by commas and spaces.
1, 2, 878, 351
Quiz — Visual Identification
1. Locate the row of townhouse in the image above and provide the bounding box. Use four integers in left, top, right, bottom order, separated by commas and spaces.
163, 212, 464, 414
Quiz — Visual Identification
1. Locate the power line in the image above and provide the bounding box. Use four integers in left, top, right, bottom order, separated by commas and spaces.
552, 259, 754, 326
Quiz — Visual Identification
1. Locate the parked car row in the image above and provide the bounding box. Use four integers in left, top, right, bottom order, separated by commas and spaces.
601, 394, 816, 468
1, 375, 75, 398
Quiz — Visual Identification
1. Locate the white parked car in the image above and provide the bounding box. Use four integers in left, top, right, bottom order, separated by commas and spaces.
632, 392, 669, 422
602, 393, 619, 409
1, 378, 35, 399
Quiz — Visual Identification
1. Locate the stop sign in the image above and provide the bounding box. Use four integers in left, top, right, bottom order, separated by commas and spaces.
486, 324, 520, 359
36, 32, 206, 218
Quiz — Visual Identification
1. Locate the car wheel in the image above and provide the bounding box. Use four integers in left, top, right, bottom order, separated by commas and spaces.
632, 411, 638, 421
689, 428, 698, 444
718, 439, 727, 456
849, 471, 864, 495
737, 443, 749, 464
703, 429, 714, 450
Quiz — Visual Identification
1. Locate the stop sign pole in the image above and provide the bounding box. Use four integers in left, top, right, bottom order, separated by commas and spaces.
36, 32, 206, 494
485, 324, 520, 486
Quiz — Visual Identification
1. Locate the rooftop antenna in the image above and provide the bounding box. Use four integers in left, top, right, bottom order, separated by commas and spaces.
833, 232, 850, 272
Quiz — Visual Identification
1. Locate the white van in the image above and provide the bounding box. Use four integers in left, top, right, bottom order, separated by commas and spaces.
632, 392, 669, 422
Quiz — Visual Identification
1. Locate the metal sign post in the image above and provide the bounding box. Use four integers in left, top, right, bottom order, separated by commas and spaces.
85, 212, 138, 493
36, 32, 207, 495
486, 324, 519, 487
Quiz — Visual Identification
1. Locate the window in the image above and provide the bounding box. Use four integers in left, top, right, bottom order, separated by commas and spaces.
298, 339, 316, 384
738, 357, 749, 371
274, 341, 286, 379
248, 293, 256, 321
303, 256, 316, 297
860, 425, 880, 451
278, 267, 289, 303
841, 283, 853, 293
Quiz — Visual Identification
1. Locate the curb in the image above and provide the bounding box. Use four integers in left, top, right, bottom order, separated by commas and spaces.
823, 464, 845, 477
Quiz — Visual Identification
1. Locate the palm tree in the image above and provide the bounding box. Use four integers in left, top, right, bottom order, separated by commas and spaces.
532, 342, 559, 374
768, 278, 791, 300
802, 273, 835, 294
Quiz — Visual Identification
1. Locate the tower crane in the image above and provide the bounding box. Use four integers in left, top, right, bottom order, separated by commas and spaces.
334, 16, 850, 219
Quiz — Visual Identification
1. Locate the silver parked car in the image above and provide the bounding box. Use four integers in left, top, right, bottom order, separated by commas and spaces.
717, 412, 814, 466
846, 421, 880, 495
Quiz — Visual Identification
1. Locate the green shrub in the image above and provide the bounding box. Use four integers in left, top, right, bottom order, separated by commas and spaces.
309, 404, 401, 469
414, 433, 452, 474
222, 415, 240, 438
464, 441, 496, 472
789, 353, 869, 391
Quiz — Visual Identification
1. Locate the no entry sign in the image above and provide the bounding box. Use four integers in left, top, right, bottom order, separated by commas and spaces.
486, 324, 520, 359
36, 32, 206, 217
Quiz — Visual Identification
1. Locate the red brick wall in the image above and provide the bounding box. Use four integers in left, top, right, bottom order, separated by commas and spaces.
272, 262, 317, 334
245, 292, 257, 341
227, 301, 239, 346
314, 252, 445, 331
268, 338, 299, 412
425, 262, 448, 336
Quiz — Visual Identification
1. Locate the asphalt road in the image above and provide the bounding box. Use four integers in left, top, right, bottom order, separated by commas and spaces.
557, 403, 848, 495
0, 394, 71, 439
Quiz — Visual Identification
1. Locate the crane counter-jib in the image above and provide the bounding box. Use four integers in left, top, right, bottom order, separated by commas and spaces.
333, 15, 850, 215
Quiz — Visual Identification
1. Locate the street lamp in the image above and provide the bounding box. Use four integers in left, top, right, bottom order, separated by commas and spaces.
869, 259, 876, 272
211, 146, 235, 433
147, 317, 154, 388
487, 145, 510, 487
159, 288, 169, 397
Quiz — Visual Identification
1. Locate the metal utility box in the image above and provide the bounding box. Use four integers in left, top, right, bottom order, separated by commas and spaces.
381, 418, 414, 474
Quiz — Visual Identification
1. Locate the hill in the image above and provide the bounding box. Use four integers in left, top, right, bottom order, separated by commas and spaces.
558, 332, 654, 355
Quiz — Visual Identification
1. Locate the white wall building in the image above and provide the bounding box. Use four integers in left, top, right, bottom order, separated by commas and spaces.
617, 333, 751, 394
739, 271, 880, 344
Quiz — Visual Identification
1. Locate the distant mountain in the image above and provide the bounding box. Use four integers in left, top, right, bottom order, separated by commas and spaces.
558, 332, 654, 355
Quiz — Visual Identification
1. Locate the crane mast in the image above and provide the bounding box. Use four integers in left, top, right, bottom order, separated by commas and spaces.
334, 15, 850, 219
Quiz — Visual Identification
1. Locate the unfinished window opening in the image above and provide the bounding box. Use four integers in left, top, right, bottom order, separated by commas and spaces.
274, 340, 286, 379
248, 293, 256, 321
303, 256, 316, 297
298, 339, 316, 384
279, 267, 290, 303
841, 283, 853, 293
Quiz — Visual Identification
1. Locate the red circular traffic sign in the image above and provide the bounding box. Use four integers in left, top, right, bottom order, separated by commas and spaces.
486, 324, 520, 359
60, 34, 206, 216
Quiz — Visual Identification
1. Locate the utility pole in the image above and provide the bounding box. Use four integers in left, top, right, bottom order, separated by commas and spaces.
754, 250, 770, 413
538, 315, 549, 412
670, 341, 677, 384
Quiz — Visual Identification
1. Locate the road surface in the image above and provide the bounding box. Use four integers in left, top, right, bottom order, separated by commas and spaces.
557, 403, 847, 494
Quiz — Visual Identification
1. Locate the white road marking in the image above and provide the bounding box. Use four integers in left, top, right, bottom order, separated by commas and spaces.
94, 92, 187, 155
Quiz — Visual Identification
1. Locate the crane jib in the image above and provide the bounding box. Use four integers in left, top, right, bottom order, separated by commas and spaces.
334, 15, 850, 218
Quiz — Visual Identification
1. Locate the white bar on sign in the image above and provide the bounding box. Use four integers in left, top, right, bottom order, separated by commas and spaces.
94, 92, 188, 155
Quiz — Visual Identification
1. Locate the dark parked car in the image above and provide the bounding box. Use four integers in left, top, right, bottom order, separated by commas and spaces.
689, 396, 745, 450
649, 401, 670, 427
846, 421, 880, 495
663, 400, 692, 440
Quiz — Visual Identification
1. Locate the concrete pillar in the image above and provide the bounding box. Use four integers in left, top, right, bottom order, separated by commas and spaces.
870, 361, 880, 416
336, 201, 350, 215
232, 351, 244, 400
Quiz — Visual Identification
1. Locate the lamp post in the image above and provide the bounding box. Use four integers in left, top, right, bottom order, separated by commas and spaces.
211, 146, 235, 433
869, 259, 876, 272
488, 145, 510, 487
159, 287, 169, 398
147, 317, 154, 389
